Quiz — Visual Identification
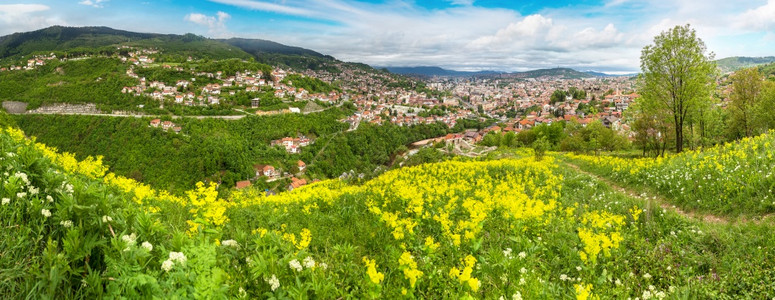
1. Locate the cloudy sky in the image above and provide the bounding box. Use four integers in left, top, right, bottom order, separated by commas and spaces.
1, 0, 773, 73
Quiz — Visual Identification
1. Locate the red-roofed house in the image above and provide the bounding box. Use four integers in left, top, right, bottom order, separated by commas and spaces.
235, 180, 251, 189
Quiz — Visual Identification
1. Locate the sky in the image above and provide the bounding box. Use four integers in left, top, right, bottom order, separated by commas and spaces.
0, 0, 774, 73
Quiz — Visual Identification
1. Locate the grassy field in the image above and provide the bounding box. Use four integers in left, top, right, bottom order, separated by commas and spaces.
1, 126, 774, 298
562, 131, 775, 217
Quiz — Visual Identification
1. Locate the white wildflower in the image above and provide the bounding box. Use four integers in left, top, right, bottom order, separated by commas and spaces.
60, 220, 73, 228
46, 195, 53, 203
519, 277, 526, 285
656, 291, 666, 299
102, 215, 112, 223
121, 233, 137, 247
161, 259, 174, 272
289, 259, 303, 272
169, 251, 186, 264
1, 198, 9, 205
246, 257, 253, 267
513, 292, 523, 300
41, 208, 51, 218
520, 267, 527, 274
643, 273, 652, 279
576, 266, 582, 271
221, 239, 239, 248
503, 248, 513, 259
642, 290, 653, 300
303, 256, 316, 269
319, 262, 328, 270
141, 241, 153, 251
13, 172, 28, 185
16, 192, 26, 199
28, 186, 39, 195
560, 274, 569, 281
518, 251, 527, 259
615, 279, 622, 286
267, 274, 280, 291
6, 152, 15, 157
239, 287, 246, 297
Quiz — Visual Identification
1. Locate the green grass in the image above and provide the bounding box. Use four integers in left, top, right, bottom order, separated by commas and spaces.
3, 124, 775, 298
561, 132, 775, 217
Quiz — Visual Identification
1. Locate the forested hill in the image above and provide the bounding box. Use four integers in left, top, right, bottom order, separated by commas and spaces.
0, 25, 387, 74
0, 26, 252, 61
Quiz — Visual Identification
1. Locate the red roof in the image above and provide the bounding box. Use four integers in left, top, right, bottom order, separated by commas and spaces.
297, 160, 306, 167
235, 180, 251, 189
290, 177, 307, 189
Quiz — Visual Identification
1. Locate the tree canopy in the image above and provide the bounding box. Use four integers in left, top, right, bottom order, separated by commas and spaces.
638, 24, 717, 153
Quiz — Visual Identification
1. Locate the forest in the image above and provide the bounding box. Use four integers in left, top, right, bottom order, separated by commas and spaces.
14, 108, 475, 193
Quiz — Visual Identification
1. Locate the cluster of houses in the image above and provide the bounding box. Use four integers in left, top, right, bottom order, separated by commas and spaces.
0, 53, 57, 72
149, 119, 182, 133
270, 136, 312, 154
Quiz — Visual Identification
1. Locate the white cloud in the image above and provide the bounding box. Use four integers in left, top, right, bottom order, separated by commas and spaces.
184, 11, 232, 38
208, 0, 314, 17
0, 4, 64, 35
78, 0, 108, 8
735, 0, 775, 31
468, 15, 623, 52
0, 4, 49, 15
447, 0, 475, 6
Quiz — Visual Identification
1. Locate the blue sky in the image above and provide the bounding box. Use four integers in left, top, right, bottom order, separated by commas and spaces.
1, 0, 774, 72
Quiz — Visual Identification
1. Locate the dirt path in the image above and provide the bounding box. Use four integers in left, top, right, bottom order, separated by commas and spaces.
563, 162, 734, 224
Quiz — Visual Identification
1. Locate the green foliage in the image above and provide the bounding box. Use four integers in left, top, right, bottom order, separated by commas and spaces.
531, 136, 550, 161
0, 58, 147, 110
402, 147, 447, 167
550, 87, 587, 104
282, 74, 337, 94
638, 24, 718, 153
560, 120, 629, 154
15, 108, 351, 193
309, 122, 450, 179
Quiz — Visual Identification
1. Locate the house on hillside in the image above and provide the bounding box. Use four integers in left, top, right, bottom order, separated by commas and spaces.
150, 119, 161, 127
254, 165, 277, 178
235, 180, 251, 189
297, 160, 306, 172
287, 177, 307, 191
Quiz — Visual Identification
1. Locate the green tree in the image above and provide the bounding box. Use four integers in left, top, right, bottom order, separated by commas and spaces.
729, 67, 763, 137
754, 81, 775, 131
638, 24, 717, 153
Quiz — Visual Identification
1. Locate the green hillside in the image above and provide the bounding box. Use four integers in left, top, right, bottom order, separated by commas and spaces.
0, 57, 147, 110
3, 124, 775, 298
716, 56, 775, 73
0, 26, 252, 62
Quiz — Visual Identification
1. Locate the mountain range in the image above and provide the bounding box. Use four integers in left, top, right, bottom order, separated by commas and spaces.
1, 26, 771, 78
381, 66, 633, 79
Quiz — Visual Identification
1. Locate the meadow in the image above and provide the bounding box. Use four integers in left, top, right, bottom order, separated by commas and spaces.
1, 125, 774, 299
562, 131, 775, 217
